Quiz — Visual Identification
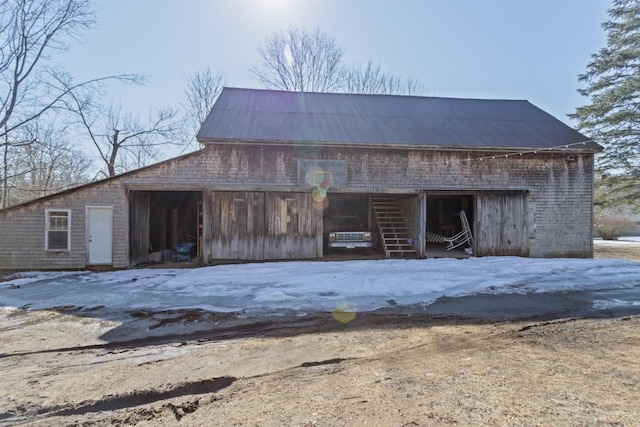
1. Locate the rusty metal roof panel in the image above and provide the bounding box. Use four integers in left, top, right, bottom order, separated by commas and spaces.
197, 87, 600, 151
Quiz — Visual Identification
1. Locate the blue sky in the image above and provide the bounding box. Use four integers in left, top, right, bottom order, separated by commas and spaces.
62, 0, 610, 137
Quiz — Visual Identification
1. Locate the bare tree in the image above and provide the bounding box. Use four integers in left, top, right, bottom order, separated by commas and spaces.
342, 59, 387, 95
251, 27, 344, 92
182, 66, 225, 147
64, 87, 181, 178
251, 27, 426, 96
1, 0, 92, 131
403, 75, 427, 96
0, 0, 138, 202
0, 0, 132, 136
1, 123, 32, 207
4, 118, 91, 206
343, 59, 427, 95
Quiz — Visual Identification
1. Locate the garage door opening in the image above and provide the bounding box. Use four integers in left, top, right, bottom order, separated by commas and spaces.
323, 193, 379, 257
130, 190, 202, 266
425, 193, 475, 257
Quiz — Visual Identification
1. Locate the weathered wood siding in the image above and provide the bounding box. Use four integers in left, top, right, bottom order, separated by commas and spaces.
208, 191, 318, 260
476, 191, 529, 256
0, 179, 129, 270
398, 196, 420, 251
129, 191, 150, 265
264, 192, 318, 259
210, 192, 265, 260
0, 141, 596, 270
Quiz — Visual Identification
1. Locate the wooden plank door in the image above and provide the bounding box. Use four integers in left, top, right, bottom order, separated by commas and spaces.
476, 191, 529, 256
264, 192, 318, 259
210, 192, 265, 260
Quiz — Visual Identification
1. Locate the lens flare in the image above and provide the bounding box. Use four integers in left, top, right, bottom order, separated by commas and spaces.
312, 186, 327, 201
332, 300, 357, 324
312, 186, 329, 210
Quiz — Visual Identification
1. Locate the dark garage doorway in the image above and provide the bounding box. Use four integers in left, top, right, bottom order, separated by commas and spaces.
130, 190, 203, 265
325, 194, 370, 224
323, 193, 379, 258
425, 193, 475, 257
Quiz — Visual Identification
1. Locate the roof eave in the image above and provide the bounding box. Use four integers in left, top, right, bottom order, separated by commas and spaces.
0, 148, 206, 214
197, 137, 603, 153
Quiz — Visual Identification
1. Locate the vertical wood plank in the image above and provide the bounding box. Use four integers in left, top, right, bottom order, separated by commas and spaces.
476, 191, 529, 256
129, 191, 150, 265
264, 192, 317, 259
211, 191, 266, 260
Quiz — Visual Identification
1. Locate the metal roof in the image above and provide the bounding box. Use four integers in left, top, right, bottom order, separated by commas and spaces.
197, 87, 600, 151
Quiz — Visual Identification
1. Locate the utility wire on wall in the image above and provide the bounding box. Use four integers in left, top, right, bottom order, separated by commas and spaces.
421, 140, 594, 166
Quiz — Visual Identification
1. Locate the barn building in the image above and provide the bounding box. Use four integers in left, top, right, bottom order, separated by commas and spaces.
0, 87, 601, 270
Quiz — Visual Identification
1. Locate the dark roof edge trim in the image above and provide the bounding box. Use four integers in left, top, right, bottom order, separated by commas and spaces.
197, 138, 602, 153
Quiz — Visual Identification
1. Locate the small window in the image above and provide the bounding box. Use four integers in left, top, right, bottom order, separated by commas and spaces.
46, 209, 71, 251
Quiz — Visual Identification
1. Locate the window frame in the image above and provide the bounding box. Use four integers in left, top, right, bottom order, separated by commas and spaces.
45, 209, 71, 251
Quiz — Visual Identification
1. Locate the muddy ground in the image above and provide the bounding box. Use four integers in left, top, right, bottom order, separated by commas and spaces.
1, 245, 639, 426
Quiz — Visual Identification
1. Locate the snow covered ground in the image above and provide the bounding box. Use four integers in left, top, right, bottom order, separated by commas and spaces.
1, 238, 640, 316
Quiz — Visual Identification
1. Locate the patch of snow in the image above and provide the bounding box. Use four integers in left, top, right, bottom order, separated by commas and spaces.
1, 251, 639, 316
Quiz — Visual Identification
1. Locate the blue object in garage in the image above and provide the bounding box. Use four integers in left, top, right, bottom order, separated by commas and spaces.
175, 242, 196, 262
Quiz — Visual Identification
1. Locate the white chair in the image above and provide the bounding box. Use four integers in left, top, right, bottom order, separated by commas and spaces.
444, 210, 474, 251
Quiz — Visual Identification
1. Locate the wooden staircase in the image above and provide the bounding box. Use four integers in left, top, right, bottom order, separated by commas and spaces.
372, 196, 419, 259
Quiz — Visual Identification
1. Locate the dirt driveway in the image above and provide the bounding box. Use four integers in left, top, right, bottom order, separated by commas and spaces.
1, 244, 639, 426
1, 308, 639, 426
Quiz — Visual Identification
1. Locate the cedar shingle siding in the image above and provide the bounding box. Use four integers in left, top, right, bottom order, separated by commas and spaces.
0, 88, 600, 270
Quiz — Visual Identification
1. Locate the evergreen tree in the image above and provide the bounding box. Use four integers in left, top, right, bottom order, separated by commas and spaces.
571, 0, 640, 191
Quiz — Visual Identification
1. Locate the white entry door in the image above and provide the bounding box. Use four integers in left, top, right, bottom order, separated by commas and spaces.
87, 206, 113, 265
